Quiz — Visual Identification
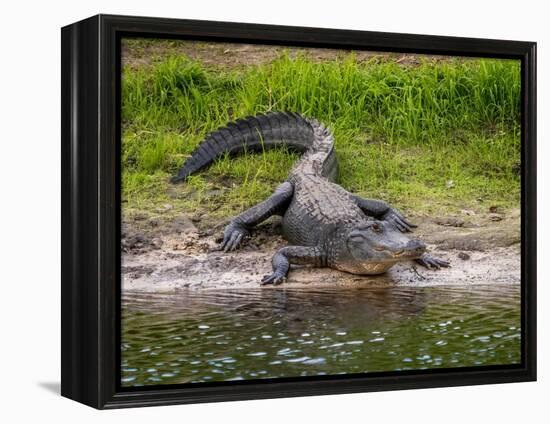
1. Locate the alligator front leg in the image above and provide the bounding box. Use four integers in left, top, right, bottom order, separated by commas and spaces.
352, 195, 417, 233
261, 246, 325, 285
221, 181, 293, 252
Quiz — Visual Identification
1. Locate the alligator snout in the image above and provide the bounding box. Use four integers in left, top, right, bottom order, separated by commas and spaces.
388, 239, 426, 259
406, 239, 426, 254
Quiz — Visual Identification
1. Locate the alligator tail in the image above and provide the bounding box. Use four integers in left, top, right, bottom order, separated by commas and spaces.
171, 111, 329, 183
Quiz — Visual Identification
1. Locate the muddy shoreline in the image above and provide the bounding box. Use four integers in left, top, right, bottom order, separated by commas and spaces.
122, 208, 520, 292
122, 39, 471, 71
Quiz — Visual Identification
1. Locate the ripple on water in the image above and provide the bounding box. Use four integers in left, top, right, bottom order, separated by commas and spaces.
286, 356, 310, 363
304, 357, 326, 365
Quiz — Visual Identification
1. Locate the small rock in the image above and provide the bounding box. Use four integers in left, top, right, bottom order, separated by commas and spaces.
173, 216, 198, 234
446, 180, 455, 189
460, 209, 476, 216
204, 189, 223, 199
203, 228, 215, 237
151, 238, 163, 249
122, 233, 148, 251
488, 213, 504, 222
156, 203, 173, 213
440, 237, 485, 252
458, 252, 470, 260
167, 186, 187, 200
191, 214, 203, 223
435, 217, 464, 227
489, 205, 499, 213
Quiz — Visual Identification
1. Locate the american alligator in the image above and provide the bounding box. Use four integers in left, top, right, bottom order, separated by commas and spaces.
172, 111, 449, 284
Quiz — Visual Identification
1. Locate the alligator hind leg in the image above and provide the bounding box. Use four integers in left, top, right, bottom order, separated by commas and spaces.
352, 195, 417, 233
261, 246, 325, 285
221, 182, 293, 252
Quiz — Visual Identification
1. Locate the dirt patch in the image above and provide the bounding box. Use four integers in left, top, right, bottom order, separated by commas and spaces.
415, 209, 520, 252
122, 208, 520, 293
121, 39, 474, 71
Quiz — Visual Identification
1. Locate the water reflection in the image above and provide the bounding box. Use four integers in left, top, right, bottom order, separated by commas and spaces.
121, 285, 521, 386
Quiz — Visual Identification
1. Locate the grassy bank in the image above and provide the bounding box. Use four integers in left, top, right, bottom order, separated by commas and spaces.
121, 41, 520, 220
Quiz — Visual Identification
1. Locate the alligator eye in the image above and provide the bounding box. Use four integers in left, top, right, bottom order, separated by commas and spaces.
371, 223, 381, 233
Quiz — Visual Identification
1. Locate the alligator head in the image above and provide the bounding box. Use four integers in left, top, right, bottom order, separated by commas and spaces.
338, 220, 426, 275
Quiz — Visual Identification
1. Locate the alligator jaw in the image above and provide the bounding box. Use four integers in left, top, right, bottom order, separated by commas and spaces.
391, 247, 424, 260
370, 236, 426, 261
341, 247, 426, 275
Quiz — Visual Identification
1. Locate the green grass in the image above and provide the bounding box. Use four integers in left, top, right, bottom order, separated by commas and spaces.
121, 45, 520, 219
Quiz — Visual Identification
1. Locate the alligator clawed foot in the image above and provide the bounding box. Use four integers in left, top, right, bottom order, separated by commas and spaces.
260, 272, 286, 285
383, 208, 417, 233
415, 254, 450, 270
221, 223, 249, 252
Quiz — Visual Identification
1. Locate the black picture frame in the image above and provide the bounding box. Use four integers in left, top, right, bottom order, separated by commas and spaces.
61, 14, 537, 409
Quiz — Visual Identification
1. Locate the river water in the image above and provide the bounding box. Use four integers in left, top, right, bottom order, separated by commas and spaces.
121, 285, 521, 386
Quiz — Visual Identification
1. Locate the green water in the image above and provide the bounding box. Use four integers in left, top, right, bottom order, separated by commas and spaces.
121, 285, 521, 386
